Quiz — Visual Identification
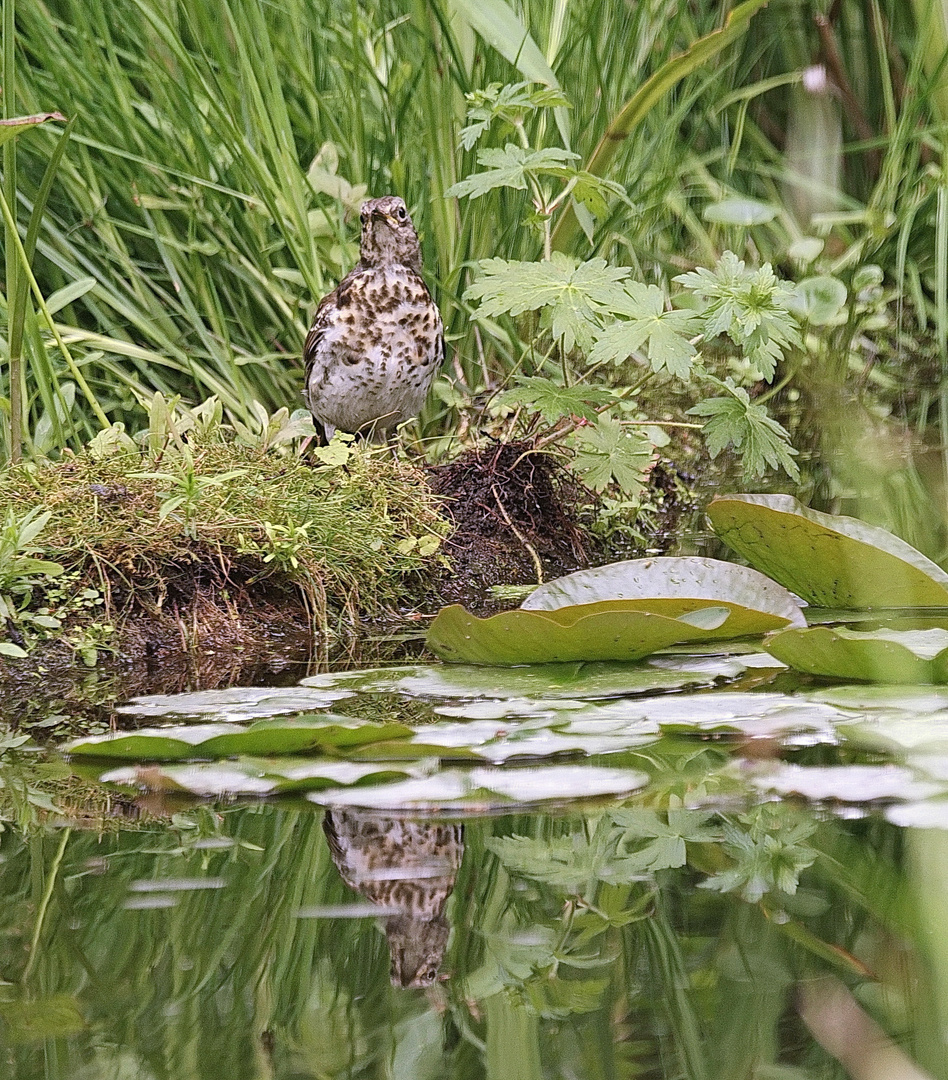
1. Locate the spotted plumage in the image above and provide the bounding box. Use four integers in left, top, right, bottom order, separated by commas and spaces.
303, 195, 444, 440
323, 809, 463, 988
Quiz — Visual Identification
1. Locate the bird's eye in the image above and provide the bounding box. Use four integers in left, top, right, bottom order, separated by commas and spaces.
396, 206, 407, 221
360, 213, 368, 224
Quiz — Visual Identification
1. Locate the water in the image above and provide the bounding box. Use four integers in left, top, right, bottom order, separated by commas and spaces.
3, 652, 948, 1079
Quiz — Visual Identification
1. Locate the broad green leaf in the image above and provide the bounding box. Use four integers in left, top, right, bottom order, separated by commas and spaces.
522, 556, 806, 636
463, 254, 630, 351
302, 661, 733, 699
590, 284, 699, 376
66, 716, 411, 760
764, 626, 948, 684
445, 144, 579, 200
426, 603, 731, 665
0, 112, 66, 148
309, 765, 649, 811
569, 417, 653, 494
703, 198, 778, 226
0, 642, 28, 658
498, 376, 613, 423
708, 493, 948, 607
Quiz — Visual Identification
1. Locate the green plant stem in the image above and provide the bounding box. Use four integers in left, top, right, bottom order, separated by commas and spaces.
22, 827, 71, 982
3, 0, 20, 462
0, 186, 110, 429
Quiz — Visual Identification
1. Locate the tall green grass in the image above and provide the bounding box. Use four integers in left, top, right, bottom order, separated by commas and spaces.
3, 0, 946, 470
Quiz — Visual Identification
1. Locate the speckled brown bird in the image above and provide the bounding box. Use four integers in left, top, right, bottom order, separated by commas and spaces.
323, 809, 463, 988
303, 195, 443, 440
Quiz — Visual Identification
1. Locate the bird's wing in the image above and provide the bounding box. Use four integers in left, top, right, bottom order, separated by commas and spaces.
302, 267, 366, 380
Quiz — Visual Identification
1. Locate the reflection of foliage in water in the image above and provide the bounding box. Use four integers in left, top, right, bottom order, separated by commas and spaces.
0, 733, 945, 1078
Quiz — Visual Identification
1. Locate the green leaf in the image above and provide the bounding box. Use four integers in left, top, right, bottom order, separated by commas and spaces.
708, 493, 948, 608
0, 112, 67, 148
0, 642, 28, 658
498, 376, 613, 423
789, 275, 848, 324
675, 251, 800, 380
764, 626, 948, 684
459, 82, 571, 151
569, 416, 654, 494
464, 254, 630, 352
425, 603, 732, 665
522, 555, 806, 634
590, 283, 699, 376
688, 378, 799, 480
445, 144, 579, 200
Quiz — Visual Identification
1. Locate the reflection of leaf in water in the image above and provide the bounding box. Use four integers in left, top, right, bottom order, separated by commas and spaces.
523, 976, 610, 1018
699, 805, 818, 903
610, 808, 721, 875
487, 832, 610, 892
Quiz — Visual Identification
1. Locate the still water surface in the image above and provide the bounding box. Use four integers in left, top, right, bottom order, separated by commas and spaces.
3, 652, 948, 1079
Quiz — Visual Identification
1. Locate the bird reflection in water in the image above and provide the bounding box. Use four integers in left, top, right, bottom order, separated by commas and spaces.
323, 809, 464, 988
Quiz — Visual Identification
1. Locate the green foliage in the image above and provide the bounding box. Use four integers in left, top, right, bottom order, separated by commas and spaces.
446, 145, 580, 200
688, 377, 800, 481
0, 507, 64, 657
498, 377, 613, 423
589, 283, 700, 378
458, 82, 571, 151
569, 417, 653, 494
675, 254, 801, 381
464, 255, 630, 352
700, 805, 818, 903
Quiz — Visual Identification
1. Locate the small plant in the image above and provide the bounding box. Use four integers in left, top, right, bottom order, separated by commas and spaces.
446, 82, 803, 506
0, 508, 64, 657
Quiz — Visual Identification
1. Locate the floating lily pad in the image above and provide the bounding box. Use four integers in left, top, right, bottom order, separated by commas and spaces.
708, 494, 948, 608
748, 762, 941, 803
886, 801, 948, 829
66, 715, 412, 761
308, 765, 649, 812
521, 556, 805, 634
117, 686, 353, 721
434, 697, 588, 720
808, 685, 948, 712
301, 661, 736, 700
765, 627, 948, 684
837, 714, 948, 754
426, 603, 731, 665
99, 759, 410, 796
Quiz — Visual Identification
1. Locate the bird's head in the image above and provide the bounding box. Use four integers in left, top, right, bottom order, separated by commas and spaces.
358, 195, 422, 271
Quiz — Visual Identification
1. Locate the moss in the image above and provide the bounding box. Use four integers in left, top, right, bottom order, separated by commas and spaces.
0, 434, 450, 649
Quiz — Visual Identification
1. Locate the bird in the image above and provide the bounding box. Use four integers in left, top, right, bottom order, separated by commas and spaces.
303, 195, 444, 441
323, 809, 464, 988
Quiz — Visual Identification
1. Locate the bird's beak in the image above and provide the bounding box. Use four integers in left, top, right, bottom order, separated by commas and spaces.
381, 213, 400, 228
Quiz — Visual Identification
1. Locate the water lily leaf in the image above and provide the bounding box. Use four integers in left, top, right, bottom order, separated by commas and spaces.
67, 716, 412, 760
708, 494, 948, 608
66, 725, 237, 760
522, 556, 806, 635
308, 765, 649, 811
302, 661, 735, 700
426, 603, 732, 665
99, 759, 410, 796
748, 762, 941, 803
117, 685, 353, 720
765, 626, 948, 684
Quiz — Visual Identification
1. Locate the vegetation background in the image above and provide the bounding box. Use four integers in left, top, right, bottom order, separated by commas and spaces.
3, 0, 948, 592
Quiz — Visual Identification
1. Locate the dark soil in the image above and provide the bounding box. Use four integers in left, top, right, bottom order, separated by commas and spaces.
426, 440, 597, 612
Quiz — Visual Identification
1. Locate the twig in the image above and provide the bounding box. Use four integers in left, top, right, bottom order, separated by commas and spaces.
491, 484, 544, 585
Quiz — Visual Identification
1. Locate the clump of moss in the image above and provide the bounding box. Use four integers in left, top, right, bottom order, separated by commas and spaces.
0, 406, 449, 658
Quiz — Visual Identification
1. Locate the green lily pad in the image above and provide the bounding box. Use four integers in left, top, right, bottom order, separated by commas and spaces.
521, 556, 805, 635
426, 603, 732, 665
117, 686, 353, 720
301, 661, 736, 700
66, 715, 412, 760
747, 762, 941, 803
308, 765, 649, 812
99, 759, 411, 796
708, 494, 948, 608
764, 626, 948, 684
